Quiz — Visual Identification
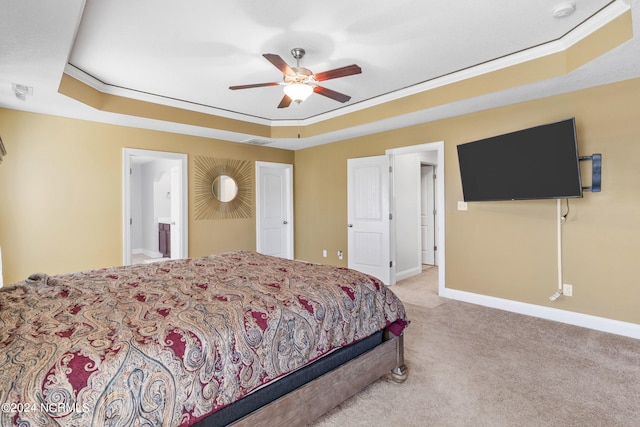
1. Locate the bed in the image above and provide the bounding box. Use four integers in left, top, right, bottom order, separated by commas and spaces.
0, 251, 408, 426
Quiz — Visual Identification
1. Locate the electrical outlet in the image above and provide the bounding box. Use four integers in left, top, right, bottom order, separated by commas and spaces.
338, 250, 343, 260
458, 201, 468, 211
563, 284, 573, 297
322, 250, 327, 258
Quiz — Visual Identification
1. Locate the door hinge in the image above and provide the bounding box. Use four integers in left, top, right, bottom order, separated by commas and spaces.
389, 166, 393, 173
389, 261, 393, 268
433, 209, 437, 216
434, 245, 438, 251
389, 213, 393, 220
130, 168, 133, 175
130, 218, 133, 225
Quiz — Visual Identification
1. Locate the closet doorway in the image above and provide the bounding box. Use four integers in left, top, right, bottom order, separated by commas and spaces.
387, 141, 445, 294
346, 141, 445, 292
255, 161, 294, 259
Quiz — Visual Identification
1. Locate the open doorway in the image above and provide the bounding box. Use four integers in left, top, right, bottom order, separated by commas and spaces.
122, 148, 188, 266
387, 141, 445, 294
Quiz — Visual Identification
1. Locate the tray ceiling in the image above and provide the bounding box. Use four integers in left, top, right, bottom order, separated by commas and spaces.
1, 0, 638, 149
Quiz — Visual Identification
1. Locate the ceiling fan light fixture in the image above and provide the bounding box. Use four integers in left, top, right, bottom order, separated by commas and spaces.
283, 83, 313, 102
230, 48, 360, 108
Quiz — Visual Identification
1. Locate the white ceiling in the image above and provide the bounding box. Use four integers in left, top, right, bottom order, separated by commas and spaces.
1, 0, 639, 150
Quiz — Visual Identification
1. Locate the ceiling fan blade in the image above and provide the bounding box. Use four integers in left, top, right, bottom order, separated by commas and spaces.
263, 53, 295, 76
313, 64, 362, 81
229, 82, 280, 90
313, 86, 351, 103
277, 94, 293, 108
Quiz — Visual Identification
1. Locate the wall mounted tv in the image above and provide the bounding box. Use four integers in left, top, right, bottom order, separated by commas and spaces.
457, 118, 582, 202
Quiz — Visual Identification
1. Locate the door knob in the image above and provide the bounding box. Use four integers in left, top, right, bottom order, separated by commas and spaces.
283, 220, 288, 224
347, 224, 353, 228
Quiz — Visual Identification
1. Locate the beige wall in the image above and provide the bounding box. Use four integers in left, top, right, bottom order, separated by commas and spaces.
0, 109, 293, 283
294, 77, 640, 325
2, 78, 639, 325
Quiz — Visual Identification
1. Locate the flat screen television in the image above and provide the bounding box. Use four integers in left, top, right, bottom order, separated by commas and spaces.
457, 118, 582, 202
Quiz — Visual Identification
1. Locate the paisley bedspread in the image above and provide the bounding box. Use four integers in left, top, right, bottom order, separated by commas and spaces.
0, 251, 407, 426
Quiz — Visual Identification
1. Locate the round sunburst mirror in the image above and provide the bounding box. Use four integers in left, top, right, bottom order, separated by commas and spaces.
194, 156, 253, 220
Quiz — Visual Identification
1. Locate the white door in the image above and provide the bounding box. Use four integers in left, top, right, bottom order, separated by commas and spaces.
256, 162, 293, 259
421, 165, 436, 265
347, 155, 392, 285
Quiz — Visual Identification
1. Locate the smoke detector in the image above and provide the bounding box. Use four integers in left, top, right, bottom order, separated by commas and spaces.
553, 2, 576, 18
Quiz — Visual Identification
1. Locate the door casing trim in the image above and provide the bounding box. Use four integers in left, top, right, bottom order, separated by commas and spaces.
386, 141, 445, 294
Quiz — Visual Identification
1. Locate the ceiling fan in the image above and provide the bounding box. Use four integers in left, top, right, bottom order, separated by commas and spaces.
229, 48, 362, 108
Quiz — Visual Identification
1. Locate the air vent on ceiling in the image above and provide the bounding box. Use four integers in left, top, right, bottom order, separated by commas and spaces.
242, 138, 272, 146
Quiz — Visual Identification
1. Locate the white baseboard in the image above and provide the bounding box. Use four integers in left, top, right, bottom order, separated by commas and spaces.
442, 288, 640, 340
395, 266, 423, 282
134, 248, 163, 259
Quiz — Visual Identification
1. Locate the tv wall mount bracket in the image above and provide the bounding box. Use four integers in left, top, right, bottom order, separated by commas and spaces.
579, 153, 601, 192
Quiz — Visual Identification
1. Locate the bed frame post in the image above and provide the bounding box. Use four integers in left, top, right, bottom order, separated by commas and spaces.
386, 331, 408, 383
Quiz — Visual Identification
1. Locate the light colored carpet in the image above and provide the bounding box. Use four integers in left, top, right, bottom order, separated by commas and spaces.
310, 266, 640, 427
392, 265, 444, 309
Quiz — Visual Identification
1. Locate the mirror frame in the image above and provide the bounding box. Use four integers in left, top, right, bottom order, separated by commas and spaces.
194, 156, 253, 220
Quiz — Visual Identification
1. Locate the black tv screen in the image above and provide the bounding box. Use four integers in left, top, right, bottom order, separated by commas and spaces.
457, 118, 583, 202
